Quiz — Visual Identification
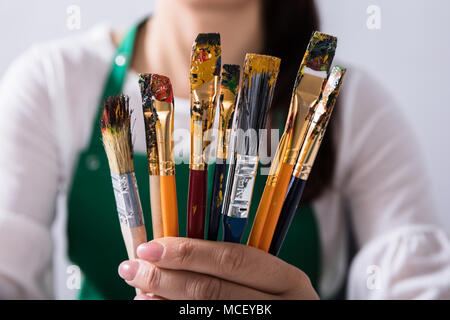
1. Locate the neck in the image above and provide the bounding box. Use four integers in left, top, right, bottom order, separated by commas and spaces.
132, 0, 263, 99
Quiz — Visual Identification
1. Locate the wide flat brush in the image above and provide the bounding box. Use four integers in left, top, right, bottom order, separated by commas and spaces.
221, 54, 281, 243
140, 74, 179, 237
101, 94, 147, 294
269, 66, 346, 256
140, 75, 163, 239
256, 32, 338, 252
207, 64, 240, 241
188, 33, 221, 239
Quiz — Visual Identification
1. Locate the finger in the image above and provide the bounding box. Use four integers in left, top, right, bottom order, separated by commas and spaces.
136, 238, 306, 294
120, 259, 275, 300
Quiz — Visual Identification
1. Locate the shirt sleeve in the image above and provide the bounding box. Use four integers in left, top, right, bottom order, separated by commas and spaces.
0, 45, 59, 299
335, 69, 450, 299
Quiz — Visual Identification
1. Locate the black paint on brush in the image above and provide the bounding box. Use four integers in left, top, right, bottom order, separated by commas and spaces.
195, 33, 220, 46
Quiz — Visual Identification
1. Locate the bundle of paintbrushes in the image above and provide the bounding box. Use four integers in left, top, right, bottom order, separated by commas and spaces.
269, 65, 346, 255
188, 33, 221, 239
207, 64, 240, 241
221, 54, 281, 243
101, 94, 147, 293
248, 32, 338, 252
140, 74, 179, 238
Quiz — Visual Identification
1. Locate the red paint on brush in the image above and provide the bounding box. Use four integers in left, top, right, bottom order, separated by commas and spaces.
150, 74, 174, 103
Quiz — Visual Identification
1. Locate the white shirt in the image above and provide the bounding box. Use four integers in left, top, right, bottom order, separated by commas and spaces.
0, 24, 449, 300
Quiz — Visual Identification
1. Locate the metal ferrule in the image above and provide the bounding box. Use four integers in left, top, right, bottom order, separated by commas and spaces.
293, 66, 346, 180
110, 172, 145, 228
216, 88, 237, 160
225, 154, 259, 219
284, 70, 327, 166
143, 111, 159, 176
190, 76, 220, 170
154, 100, 175, 176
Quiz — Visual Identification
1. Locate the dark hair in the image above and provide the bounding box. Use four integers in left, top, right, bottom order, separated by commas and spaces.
261, 0, 336, 202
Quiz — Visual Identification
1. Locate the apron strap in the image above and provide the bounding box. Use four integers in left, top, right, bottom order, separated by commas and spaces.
86, 19, 145, 152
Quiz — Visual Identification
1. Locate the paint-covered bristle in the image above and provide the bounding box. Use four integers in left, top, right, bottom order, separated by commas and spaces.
101, 94, 134, 174
190, 33, 221, 89
140, 73, 173, 104
244, 54, 281, 76
195, 33, 220, 46
101, 94, 132, 134
221, 64, 240, 95
302, 31, 337, 72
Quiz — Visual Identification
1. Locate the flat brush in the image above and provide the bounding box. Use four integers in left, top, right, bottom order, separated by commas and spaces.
140, 75, 163, 239
207, 64, 240, 241
269, 66, 346, 256
101, 94, 147, 294
140, 74, 179, 238
221, 54, 281, 243
254, 31, 338, 252
188, 33, 221, 239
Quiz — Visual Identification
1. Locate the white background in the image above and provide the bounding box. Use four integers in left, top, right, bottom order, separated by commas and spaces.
0, 0, 449, 299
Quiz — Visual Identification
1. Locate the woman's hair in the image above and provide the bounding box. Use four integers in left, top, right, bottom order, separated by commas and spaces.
261, 0, 336, 202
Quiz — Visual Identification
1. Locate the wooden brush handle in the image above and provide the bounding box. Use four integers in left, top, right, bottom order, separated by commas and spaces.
269, 177, 307, 256
187, 169, 207, 239
160, 175, 179, 237
207, 163, 227, 241
120, 224, 147, 295
259, 163, 294, 252
247, 183, 276, 248
149, 176, 163, 239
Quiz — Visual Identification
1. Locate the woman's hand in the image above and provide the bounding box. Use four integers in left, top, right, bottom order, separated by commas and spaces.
118, 237, 319, 300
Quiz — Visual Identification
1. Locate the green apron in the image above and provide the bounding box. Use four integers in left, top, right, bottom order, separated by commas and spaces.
67, 20, 321, 300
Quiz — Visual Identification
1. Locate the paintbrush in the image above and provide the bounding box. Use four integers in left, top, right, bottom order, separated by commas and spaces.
140, 75, 163, 239
140, 74, 179, 237
252, 32, 338, 252
221, 54, 281, 243
269, 66, 346, 255
101, 94, 147, 294
207, 64, 240, 241
188, 33, 221, 239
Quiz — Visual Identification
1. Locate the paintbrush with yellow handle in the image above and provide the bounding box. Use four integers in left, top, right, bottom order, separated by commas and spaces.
140, 74, 179, 237
140, 75, 163, 239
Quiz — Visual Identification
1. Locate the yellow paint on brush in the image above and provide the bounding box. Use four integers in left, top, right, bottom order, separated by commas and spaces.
244, 54, 281, 87
190, 43, 221, 90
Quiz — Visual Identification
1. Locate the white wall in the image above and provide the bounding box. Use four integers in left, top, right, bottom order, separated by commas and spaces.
0, 0, 449, 299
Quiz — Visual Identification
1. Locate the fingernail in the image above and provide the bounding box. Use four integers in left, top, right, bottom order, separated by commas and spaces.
118, 261, 139, 281
137, 241, 165, 262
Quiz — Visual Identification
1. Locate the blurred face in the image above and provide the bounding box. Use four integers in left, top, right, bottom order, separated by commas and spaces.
170, 0, 260, 10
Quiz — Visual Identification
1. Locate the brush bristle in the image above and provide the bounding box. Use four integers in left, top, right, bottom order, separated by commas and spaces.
190, 33, 222, 88
195, 33, 220, 46
101, 94, 134, 174
303, 31, 337, 72
221, 64, 240, 95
